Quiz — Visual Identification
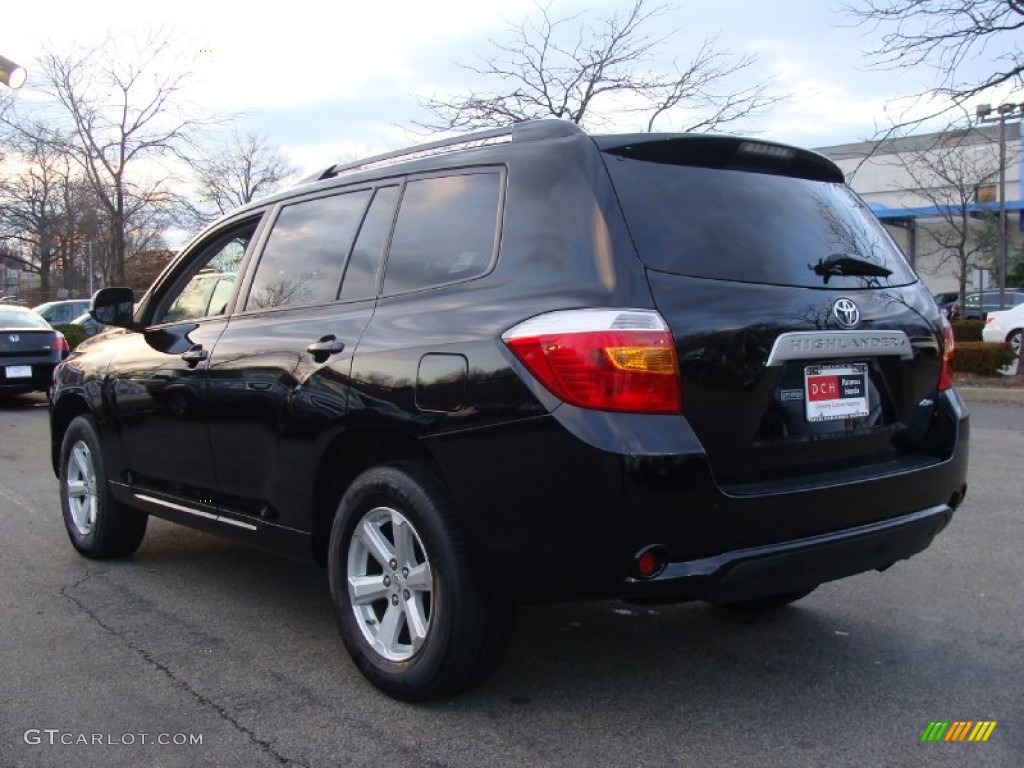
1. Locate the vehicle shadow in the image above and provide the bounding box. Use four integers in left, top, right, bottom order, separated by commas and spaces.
0, 392, 49, 409
82, 520, 913, 710
56, 520, 985, 765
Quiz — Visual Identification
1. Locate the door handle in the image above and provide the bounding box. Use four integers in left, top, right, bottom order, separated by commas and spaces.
181, 345, 209, 367
306, 335, 346, 362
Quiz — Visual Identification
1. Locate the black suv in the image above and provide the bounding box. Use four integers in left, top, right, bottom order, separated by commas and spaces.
50, 120, 969, 700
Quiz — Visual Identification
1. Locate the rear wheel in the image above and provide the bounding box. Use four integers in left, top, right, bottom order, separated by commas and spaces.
328, 462, 514, 700
1009, 329, 1022, 355
59, 415, 148, 558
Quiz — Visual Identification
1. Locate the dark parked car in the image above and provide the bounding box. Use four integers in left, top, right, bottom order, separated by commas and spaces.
952, 290, 1024, 320
1, 304, 69, 394
49, 120, 969, 700
32, 299, 91, 326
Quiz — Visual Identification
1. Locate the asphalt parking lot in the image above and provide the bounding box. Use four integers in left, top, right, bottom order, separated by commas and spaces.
0, 391, 1020, 768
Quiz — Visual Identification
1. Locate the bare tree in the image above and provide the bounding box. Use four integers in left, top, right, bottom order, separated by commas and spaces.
417, 0, 780, 133
890, 127, 1001, 303
846, 0, 1024, 124
0, 123, 74, 298
180, 130, 296, 231
5, 30, 209, 285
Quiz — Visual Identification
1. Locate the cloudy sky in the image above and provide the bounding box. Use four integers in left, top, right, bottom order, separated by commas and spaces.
3, 0, 1019, 177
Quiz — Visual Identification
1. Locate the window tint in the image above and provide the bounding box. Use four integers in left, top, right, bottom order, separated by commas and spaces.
339, 185, 400, 302
160, 223, 256, 324
382, 173, 500, 295
247, 190, 372, 310
604, 156, 917, 289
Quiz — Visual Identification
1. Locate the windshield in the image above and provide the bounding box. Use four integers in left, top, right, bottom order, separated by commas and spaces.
603, 154, 917, 289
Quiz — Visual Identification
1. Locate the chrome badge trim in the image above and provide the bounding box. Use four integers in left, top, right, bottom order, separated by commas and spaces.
832, 298, 861, 329
767, 330, 913, 365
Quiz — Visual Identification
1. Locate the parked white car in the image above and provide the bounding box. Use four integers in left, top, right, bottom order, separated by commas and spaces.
982, 304, 1024, 354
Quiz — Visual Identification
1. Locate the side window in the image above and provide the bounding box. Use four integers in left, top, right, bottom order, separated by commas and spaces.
339, 185, 400, 302
246, 190, 372, 311
382, 172, 500, 295
159, 221, 257, 324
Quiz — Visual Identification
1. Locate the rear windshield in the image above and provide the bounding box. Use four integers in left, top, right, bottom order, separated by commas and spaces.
603, 154, 917, 289
0, 309, 51, 329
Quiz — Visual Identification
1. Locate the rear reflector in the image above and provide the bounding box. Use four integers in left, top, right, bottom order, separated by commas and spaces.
502, 309, 681, 413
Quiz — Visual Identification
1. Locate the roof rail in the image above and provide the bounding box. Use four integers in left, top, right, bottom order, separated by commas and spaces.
300, 119, 584, 184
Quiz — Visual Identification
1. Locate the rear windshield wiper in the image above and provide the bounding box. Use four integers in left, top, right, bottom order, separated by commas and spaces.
810, 254, 893, 284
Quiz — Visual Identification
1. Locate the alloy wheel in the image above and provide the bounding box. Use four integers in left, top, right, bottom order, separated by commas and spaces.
347, 506, 434, 662
65, 440, 98, 535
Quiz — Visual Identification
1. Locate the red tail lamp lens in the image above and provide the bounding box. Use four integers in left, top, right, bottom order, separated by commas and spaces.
938, 315, 955, 392
503, 310, 681, 414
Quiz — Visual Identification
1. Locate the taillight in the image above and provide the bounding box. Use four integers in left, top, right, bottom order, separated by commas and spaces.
55, 332, 70, 357
938, 314, 955, 391
502, 309, 681, 413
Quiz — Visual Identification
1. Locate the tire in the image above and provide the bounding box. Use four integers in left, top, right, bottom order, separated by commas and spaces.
59, 415, 148, 558
328, 462, 514, 701
715, 586, 817, 611
1009, 329, 1022, 356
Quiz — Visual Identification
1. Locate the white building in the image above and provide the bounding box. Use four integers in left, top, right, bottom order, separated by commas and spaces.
817, 121, 1023, 294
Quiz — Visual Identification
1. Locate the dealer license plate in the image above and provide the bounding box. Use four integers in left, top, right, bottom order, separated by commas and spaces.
804, 363, 868, 422
5, 365, 32, 379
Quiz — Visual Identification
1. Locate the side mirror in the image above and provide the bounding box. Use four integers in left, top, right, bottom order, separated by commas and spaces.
91, 287, 136, 329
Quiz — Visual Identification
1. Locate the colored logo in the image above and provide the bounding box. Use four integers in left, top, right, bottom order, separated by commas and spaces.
920, 721, 997, 742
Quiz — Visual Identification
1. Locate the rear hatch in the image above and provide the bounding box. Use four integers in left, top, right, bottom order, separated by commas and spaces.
598, 135, 950, 488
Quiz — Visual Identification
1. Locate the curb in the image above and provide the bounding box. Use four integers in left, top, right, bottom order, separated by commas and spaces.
957, 386, 1024, 405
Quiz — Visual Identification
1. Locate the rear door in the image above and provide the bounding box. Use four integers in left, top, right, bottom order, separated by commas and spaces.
600, 136, 946, 486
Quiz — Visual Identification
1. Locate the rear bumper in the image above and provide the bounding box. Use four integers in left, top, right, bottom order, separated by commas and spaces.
432, 389, 969, 604
0, 363, 56, 392
623, 502, 954, 604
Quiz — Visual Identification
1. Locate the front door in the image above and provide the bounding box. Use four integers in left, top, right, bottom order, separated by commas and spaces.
109, 217, 263, 499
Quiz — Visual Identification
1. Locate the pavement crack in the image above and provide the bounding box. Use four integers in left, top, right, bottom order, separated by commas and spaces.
61, 571, 310, 768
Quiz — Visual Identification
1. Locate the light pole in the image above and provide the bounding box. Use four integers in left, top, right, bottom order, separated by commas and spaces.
0, 55, 26, 89
976, 102, 1024, 311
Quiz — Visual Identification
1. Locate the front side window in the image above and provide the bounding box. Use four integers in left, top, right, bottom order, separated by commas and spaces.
382, 173, 501, 295
246, 190, 372, 311
159, 222, 257, 324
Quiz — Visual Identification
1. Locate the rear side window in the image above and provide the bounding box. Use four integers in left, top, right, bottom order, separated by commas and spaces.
339, 185, 400, 302
382, 172, 500, 295
247, 190, 372, 310
604, 155, 917, 289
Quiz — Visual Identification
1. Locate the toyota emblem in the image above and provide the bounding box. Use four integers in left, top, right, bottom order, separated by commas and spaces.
8, 334, 19, 343
832, 298, 860, 329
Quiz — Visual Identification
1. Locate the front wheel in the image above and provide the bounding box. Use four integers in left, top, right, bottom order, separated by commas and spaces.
59, 415, 148, 558
328, 462, 513, 700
